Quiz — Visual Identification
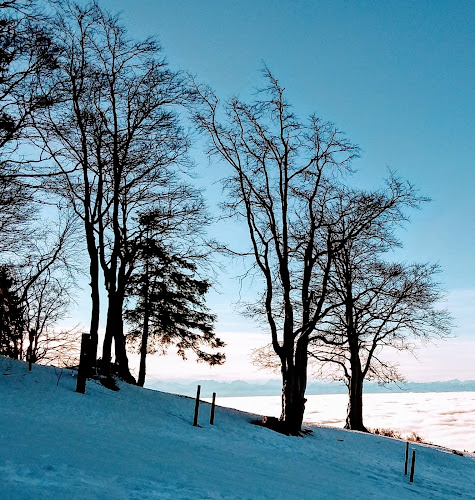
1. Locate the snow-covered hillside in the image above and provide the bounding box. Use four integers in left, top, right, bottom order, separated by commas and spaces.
1, 357, 474, 499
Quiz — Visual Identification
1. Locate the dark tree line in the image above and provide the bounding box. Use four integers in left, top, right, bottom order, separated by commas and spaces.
0, 264, 23, 358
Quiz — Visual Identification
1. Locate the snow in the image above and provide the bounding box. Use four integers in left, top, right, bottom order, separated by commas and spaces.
1, 356, 474, 499
209, 392, 475, 453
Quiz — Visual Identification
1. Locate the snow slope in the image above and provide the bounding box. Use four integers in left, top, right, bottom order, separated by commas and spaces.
1, 357, 474, 499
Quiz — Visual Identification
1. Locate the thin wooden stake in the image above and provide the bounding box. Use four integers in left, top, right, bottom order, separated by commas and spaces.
404, 441, 409, 475
75, 333, 90, 394
210, 392, 216, 425
193, 384, 201, 427
409, 450, 416, 483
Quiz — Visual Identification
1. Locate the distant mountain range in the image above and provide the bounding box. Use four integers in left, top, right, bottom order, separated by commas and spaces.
146, 378, 475, 398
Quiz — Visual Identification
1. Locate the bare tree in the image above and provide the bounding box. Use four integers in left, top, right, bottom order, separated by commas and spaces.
194, 70, 433, 434
193, 70, 364, 434
309, 199, 452, 430
22, 262, 77, 367
18, 214, 79, 361
0, 213, 80, 365
30, 326, 82, 369
0, 0, 57, 252
33, 2, 193, 381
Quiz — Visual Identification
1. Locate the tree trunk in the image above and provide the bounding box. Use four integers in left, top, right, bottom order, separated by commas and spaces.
113, 291, 135, 384
88, 253, 100, 374
102, 290, 118, 375
137, 309, 149, 387
101, 293, 114, 375
345, 351, 367, 432
102, 289, 135, 384
83, 216, 100, 375
280, 375, 307, 435
343, 271, 367, 431
137, 266, 150, 387
279, 340, 308, 435
114, 329, 134, 383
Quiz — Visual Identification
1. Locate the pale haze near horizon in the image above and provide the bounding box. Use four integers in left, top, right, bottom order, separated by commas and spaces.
62, 0, 474, 384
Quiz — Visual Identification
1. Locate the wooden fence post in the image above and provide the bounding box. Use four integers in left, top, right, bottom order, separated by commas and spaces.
409, 450, 416, 483
75, 333, 90, 394
404, 441, 409, 475
193, 385, 201, 427
210, 392, 216, 425
27, 329, 34, 371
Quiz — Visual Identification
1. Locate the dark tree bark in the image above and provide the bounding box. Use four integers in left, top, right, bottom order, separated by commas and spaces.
135, 250, 151, 388
280, 338, 308, 432
103, 287, 134, 383
345, 347, 367, 432
137, 299, 150, 388
84, 192, 100, 372
87, 254, 100, 373
343, 266, 367, 431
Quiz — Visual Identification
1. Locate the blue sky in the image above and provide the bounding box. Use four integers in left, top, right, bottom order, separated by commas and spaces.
73, 0, 474, 381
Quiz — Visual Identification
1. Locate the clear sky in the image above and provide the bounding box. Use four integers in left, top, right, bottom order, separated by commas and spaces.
65, 0, 475, 382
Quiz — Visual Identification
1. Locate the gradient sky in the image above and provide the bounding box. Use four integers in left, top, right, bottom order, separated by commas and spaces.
66, 0, 475, 382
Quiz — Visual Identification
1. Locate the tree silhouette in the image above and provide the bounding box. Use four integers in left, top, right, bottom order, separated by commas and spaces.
0, 264, 25, 358
194, 69, 432, 433
0, 0, 57, 253
193, 70, 362, 434
309, 192, 451, 430
125, 213, 224, 387
33, 3, 193, 381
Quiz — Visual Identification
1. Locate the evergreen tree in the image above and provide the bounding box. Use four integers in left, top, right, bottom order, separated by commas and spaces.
125, 226, 225, 387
